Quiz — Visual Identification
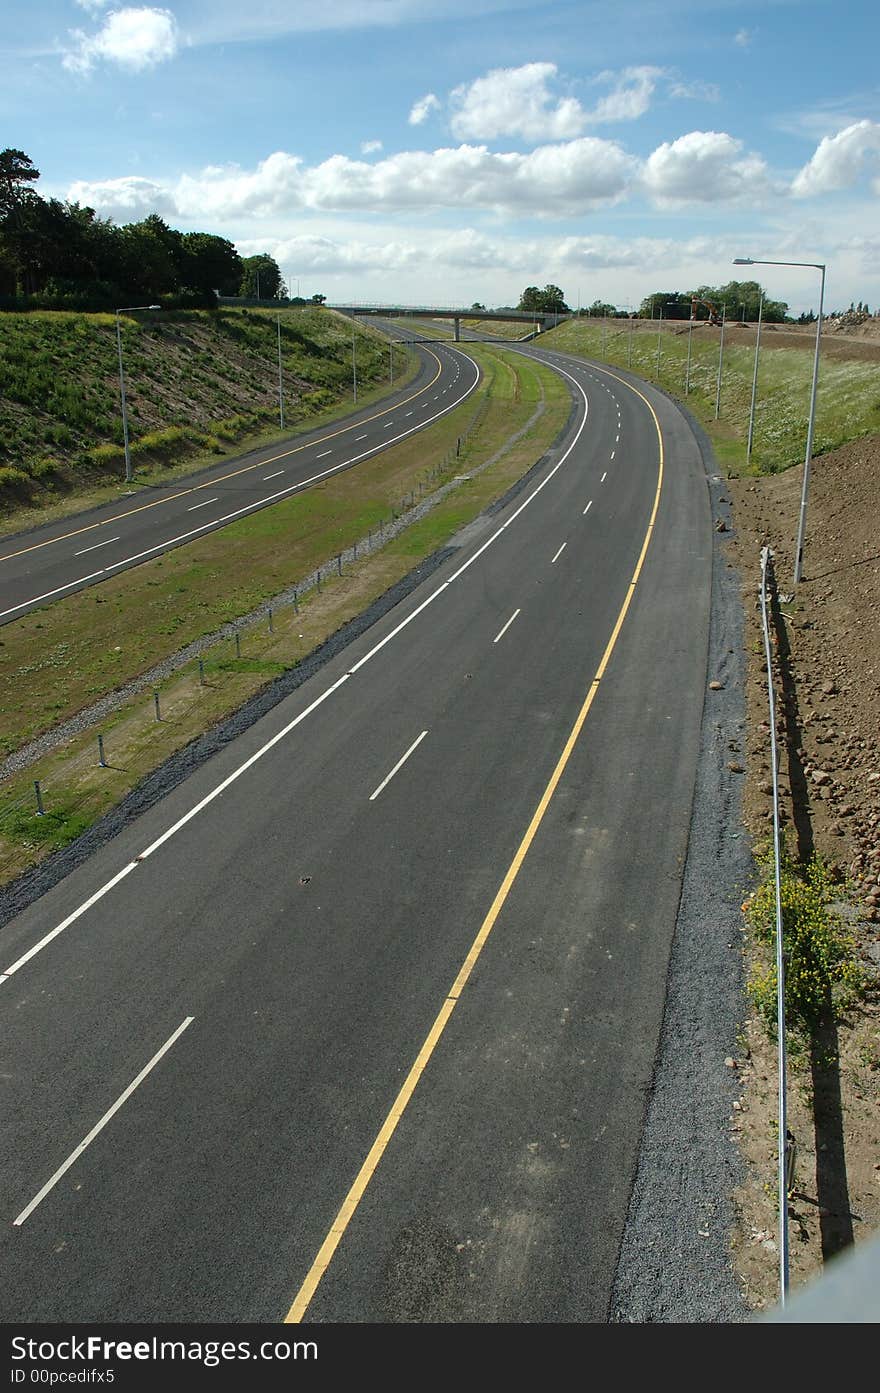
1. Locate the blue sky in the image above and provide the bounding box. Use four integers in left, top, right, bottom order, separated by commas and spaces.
4, 0, 879, 312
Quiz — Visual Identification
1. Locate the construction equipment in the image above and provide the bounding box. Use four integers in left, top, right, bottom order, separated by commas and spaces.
690, 296, 722, 325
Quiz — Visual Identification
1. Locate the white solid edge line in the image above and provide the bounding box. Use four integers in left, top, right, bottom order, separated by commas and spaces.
3, 354, 480, 622
551, 542, 567, 564
73, 537, 120, 557
0, 568, 107, 620
3, 355, 589, 980
13, 1016, 194, 1226
492, 608, 521, 644
368, 730, 429, 802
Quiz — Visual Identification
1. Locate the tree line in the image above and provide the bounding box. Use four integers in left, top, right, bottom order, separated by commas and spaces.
0, 149, 323, 311
508, 284, 793, 321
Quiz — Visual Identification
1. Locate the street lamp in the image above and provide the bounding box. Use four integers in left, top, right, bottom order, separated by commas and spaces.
116, 304, 161, 485
352, 318, 358, 404
277, 311, 285, 431
714, 303, 727, 421
734, 257, 826, 582
747, 290, 764, 467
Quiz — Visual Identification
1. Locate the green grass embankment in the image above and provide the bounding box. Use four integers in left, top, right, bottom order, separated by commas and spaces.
0, 307, 412, 517
0, 344, 569, 884
541, 317, 880, 475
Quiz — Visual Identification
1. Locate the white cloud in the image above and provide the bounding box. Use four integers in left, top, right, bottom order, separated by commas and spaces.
791, 120, 880, 197
447, 62, 674, 143
669, 78, 720, 103
589, 66, 663, 124
66, 174, 176, 219
735, 28, 752, 48
409, 93, 441, 126
63, 7, 179, 75
641, 130, 770, 205
361, 140, 383, 154
80, 137, 635, 221
449, 62, 586, 142
75, 0, 113, 10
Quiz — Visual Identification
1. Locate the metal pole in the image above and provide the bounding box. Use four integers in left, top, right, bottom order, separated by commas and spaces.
794, 265, 826, 584
390, 340, 394, 386
747, 292, 764, 466
34, 780, 44, 816
714, 305, 726, 420
352, 321, 358, 404
628, 313, 634, 369
116, 313, 132, 484
98, 733, 107, 767
759, 546, 790, 1306
656, 306, 662, 380
277, 313, 285, 430
602, 311, 607, 360
685, 319, 693, 396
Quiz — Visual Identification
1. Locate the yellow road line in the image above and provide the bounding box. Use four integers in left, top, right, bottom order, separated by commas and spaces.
284, 369, 665, 1323
1, 350, 447, 564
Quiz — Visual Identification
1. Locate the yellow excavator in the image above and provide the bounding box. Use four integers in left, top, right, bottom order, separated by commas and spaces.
690, 296, 722, 325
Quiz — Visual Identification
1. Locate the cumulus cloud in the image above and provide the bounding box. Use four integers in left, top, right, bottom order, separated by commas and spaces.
66, 173, 176, 219
449, 62, 586, 142
448, 62, 672, 143
63, 6, 179, 74
791, 120, 880, 197
409, 93, 441, 126
735, 28, 752, 48
361, 139, 383, 154
641, 130, 770, 205
71, 137, 637, 222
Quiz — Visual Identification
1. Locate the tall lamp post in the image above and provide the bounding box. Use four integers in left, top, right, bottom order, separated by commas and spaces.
352, 318, 358, 404
116, 304, 160, 485
277, 311, 285, 430
714, 303, 726, 420
734, 257, 826, 582
746, 290, 764, 467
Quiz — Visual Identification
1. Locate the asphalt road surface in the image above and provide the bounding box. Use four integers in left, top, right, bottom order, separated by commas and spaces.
0, 338, 478, 625
0, 344, 712, 1321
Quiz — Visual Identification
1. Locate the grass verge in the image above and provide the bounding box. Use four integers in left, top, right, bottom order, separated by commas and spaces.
0, 344, 569, 887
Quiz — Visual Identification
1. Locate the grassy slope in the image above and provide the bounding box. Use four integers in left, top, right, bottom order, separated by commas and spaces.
0, 307, 407, 511
541, 317, 880, 475
0, 346, 570, 881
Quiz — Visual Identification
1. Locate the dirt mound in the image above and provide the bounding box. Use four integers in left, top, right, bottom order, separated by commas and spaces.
726, 436, 880, 1309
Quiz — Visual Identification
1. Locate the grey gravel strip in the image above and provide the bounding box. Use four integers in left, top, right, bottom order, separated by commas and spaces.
610, 392, 753, 1323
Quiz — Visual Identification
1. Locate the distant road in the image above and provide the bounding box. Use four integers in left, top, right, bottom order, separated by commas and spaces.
0, 339, 713, 1321
0, 339, 478, 625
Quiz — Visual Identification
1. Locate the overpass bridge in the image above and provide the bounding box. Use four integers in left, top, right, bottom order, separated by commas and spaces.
329, 303, 570, 341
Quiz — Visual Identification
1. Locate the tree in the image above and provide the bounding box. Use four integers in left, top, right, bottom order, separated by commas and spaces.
0, 148, 43, 294
470, 301, 486, 311
310, 292, 326, 305
518, 283, 569, 314
0, 148, 40, 220
180, 232, 242, 297
240, 254, 282, 300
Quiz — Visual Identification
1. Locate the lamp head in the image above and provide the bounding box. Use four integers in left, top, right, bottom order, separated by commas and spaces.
732, 258, 753, 266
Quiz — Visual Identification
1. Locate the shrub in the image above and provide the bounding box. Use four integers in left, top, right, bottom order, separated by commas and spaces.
746, 846, 866, 1035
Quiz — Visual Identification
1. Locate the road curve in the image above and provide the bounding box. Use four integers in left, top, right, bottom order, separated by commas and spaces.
0, 347, 713, 1322
0, 339, 479, 625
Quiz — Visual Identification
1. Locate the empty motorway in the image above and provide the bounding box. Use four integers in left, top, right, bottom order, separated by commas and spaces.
0, 342, 713, 1321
